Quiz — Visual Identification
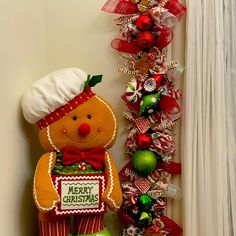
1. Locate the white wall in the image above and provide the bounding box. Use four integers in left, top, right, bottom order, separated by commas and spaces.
0, 0, 47, 235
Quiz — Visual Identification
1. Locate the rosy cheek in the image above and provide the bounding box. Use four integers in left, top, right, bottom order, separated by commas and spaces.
61, 128, 67, 134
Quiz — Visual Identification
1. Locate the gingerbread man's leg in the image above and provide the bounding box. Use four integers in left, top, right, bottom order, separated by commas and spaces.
39, 212, 71, 236
75, 214, 110, 236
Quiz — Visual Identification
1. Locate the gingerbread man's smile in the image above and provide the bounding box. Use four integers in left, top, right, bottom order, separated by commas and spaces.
64, 129, 101, 144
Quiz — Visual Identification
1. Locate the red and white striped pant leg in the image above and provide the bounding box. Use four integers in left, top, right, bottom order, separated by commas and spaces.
75, 214, 105, 234
39, 218, 71, 236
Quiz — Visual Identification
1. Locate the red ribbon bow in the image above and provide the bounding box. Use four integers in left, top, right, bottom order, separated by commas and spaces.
62, 146, 106, 170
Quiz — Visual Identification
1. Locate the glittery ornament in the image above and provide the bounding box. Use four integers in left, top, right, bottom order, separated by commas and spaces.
136, 133, 152, 148
137, 32, 155, 49
136, 15, 153, 31
137, 211, 153, 226
143, 78, 156, 92
140, 91, 161, 115
137, 194, 153, 210
132, 150, 157, 175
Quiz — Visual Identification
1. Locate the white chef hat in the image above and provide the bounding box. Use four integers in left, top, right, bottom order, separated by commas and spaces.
22, 68, 96, 129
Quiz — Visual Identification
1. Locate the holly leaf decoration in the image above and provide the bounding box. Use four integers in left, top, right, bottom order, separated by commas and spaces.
84, 75, 90, 91
89, 75, 103, 87
84, 74, 103, 91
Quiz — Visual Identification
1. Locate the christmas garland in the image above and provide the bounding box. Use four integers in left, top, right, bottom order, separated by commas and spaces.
102, 0, 186, 235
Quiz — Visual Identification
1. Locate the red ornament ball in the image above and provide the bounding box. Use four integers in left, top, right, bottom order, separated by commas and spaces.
136, 134, 152, 148
137, 32, 155, 49
136, 15, 153, 31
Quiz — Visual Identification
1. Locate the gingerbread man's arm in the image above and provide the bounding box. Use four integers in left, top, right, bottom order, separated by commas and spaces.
33, 152, 60, 212
102, 151, 123, 211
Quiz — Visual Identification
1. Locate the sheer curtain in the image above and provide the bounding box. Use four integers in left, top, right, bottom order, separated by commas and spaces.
224, 0, 236, 235
182, 0, 235, 235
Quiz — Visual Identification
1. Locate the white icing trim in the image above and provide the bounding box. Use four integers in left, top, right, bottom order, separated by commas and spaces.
55, 207, 105, 215
53, 175, 106, 215
95, 96, 117, 148
105, 152, 120, 209
46, 126, 60, 152
33, 152, 59, 212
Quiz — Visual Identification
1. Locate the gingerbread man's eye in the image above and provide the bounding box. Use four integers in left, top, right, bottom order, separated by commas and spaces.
72, 116, 77, 121
87, 114, 92, 119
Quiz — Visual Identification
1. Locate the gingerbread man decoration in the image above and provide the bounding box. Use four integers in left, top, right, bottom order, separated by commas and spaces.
22, 68, 123, 236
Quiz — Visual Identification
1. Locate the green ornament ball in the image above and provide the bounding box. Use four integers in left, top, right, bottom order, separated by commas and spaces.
140, 91, 161, 115
137, 211, 153, 227
132, 150, 157, 175
137, 194, 153, 210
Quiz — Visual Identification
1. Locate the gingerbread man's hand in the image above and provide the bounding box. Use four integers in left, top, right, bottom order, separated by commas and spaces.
33, 152, 60, 212
102, 152, 123, 212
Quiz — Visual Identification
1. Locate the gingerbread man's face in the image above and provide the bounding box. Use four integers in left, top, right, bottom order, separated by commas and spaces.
39, 96, 118, 151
